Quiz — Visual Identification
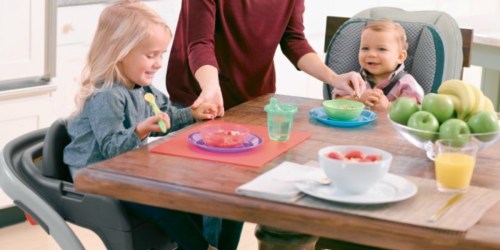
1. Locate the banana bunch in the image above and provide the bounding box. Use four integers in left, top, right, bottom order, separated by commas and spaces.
437, 79, 495, 121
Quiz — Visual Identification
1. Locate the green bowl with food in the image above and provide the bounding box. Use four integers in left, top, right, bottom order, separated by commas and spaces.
322, 99, 364, 121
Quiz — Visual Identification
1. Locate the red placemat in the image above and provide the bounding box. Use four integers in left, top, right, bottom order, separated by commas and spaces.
150, 120, 311, 167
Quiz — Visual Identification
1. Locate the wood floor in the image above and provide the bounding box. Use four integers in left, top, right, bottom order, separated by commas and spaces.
0, 221, 258, 250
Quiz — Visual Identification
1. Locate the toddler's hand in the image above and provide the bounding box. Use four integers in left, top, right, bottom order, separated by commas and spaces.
373, 94, 390, 111
360, 89, 378, 106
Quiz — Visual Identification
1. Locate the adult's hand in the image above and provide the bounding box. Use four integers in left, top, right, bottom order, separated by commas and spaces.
297, 53, 364, 98
191, 86, 224, 117
330, 71, 365, 98
193, 65, 225, 117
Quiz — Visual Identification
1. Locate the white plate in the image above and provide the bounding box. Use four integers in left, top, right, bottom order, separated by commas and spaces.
296, 173, 417, 205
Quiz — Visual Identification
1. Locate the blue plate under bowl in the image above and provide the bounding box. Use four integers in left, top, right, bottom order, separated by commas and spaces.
309, 107, 377, 128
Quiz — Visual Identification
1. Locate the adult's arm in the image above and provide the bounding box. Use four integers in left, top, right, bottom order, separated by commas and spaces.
297, 53, 364, 97
184, 0, 224, 115
279, 0, 363, 97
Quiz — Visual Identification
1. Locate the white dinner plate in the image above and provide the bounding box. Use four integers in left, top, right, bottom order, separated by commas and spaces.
296, 173, 417, 205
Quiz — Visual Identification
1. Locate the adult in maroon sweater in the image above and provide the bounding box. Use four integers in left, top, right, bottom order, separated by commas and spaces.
166, 0, 363, 117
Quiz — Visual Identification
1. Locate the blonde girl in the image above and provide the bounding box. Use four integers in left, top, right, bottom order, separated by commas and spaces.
63, 1, 216, 249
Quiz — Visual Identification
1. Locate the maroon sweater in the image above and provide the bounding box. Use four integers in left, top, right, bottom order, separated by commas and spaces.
166, 0, 315, 109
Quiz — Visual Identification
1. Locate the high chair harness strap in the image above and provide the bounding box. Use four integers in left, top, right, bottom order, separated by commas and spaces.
366, 70, 408, 96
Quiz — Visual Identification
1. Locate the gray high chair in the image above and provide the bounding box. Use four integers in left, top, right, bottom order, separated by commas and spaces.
0, 119, 176, 250
316, 7, 472, 249
323, 7, 472, 100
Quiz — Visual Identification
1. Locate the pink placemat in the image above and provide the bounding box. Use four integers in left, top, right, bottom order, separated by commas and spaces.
150, 120, 311, 167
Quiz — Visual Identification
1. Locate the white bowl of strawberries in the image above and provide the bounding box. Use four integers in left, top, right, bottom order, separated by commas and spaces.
318, 145, 393, 194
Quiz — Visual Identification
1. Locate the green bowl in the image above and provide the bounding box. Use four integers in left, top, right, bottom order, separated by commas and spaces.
323, 100, 364, 121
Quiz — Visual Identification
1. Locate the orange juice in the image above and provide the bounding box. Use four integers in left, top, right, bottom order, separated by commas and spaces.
435, 152, 475, 190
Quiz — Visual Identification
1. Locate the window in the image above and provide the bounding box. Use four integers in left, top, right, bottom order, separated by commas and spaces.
0, 0, 56, 90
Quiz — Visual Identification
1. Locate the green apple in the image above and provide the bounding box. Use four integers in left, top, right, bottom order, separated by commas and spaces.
439, 118, 471, 146
421, 93, 455, 124
467, 111, 499, 142
389, 97, 420, 125
407, 111, 439, 141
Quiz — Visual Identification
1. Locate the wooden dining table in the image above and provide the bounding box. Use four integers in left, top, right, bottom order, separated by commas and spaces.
75, 94, 500, 250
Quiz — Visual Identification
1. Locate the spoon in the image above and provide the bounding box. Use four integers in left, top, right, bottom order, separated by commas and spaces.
427, 193, 464, 223
144, 93, 167, 133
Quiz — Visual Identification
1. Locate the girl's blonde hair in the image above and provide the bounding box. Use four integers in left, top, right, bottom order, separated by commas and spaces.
364, 19, 408, 51
74, 0, 170, 113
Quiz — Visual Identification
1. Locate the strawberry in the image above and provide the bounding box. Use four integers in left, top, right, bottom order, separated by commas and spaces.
344, 150, 364, 160
327, 151, 344, 160
364, 154, 382, 162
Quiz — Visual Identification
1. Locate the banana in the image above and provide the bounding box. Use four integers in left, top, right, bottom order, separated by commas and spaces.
441, 94, 462, 118
482, 96, 496, 113
468, 84, 485, 116
437, 79, 475, 120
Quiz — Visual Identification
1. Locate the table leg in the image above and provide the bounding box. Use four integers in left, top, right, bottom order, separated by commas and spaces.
254, 225, 318, 250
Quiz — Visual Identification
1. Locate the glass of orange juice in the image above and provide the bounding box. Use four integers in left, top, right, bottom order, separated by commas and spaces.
434, 139, 478, 193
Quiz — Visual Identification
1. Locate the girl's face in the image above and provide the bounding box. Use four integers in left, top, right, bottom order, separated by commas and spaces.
120, 25, 171, 87
358, 29, 406, 80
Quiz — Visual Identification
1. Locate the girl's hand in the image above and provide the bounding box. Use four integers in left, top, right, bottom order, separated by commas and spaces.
135, 113, 171, 139
192, 103, 217, 120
